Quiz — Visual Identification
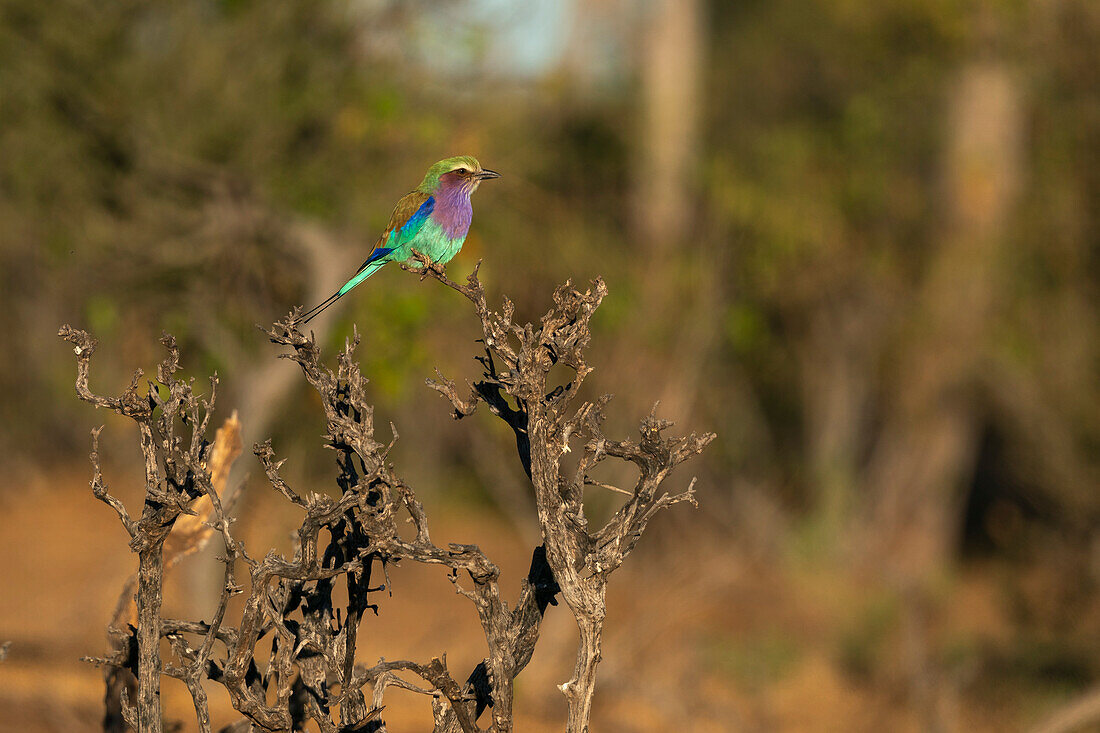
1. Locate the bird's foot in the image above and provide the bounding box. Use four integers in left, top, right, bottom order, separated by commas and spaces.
404, 250, 447, 281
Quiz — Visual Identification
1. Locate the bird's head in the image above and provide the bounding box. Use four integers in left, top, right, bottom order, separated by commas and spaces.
418, 155, 500, 197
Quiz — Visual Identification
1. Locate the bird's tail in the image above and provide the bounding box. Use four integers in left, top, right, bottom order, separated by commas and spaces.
301, 260, 387, 324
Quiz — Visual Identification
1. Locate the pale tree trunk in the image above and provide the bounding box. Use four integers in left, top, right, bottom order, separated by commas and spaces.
635, 0, 702, 257
234, 219, 347, 450
617, 0, 709, 427
863, 56, 1023, 581
860, 50, 1024, 731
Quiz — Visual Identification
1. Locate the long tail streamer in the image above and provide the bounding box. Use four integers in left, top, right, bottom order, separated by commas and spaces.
299, 251, 393, 324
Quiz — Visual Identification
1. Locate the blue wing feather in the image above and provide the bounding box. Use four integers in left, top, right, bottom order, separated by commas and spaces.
355, 246, 394, 273
398, 196, 434, 237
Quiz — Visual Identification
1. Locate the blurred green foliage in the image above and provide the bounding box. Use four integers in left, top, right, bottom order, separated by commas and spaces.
1, 0, 1098, 547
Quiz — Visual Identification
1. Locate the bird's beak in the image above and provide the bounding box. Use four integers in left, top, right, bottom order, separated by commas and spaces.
476, 169, 501, 180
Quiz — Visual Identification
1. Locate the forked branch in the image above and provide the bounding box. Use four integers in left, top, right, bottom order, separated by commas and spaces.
63, 258, 710, 733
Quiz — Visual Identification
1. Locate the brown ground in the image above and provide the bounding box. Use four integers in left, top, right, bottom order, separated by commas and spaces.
0, 468, 1073, 732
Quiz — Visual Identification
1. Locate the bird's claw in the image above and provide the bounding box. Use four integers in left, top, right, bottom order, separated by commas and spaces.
408, 249, 446, 280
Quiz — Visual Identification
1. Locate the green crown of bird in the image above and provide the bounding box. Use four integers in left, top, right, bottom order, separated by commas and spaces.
300, 155, 500, 323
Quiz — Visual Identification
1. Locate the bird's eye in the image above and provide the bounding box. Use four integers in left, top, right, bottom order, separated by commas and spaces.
455, 168, 468, 175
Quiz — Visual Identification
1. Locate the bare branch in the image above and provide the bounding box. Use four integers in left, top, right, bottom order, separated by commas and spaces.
65, 259, 708, 733
418, 265, 711, 731
89, 427, 137, 538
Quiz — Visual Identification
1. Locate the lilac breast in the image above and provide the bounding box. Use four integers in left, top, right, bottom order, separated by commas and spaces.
430, 185, 474, 240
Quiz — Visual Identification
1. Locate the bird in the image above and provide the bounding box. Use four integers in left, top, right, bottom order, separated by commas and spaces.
300, 155, 500, 324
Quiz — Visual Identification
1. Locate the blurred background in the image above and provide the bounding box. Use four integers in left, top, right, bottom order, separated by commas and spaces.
2, 0, 1099, 730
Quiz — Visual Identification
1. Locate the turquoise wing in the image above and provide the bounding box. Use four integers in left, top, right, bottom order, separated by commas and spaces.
301, 192, 436, 321
334, 193, 434, 296
367, 192, 434, 265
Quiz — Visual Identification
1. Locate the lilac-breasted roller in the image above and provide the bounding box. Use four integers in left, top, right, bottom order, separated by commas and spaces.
301, 156, 500, 323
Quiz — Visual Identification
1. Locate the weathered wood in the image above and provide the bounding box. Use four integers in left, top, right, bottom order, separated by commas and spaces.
62, 260, 711, 733
409, 255, 714, 732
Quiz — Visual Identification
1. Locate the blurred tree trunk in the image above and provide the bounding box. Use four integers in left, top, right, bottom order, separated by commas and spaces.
862, 55, 1023, 580
620, 0, 709, 428
634, 0, 701, 258
800, 298, 878, 541
860, 45, 1024, 732
187, 210, 348, 615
